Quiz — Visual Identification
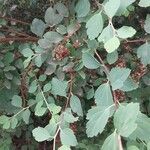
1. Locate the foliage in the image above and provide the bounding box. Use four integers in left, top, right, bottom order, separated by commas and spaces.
0, 0, 150, 149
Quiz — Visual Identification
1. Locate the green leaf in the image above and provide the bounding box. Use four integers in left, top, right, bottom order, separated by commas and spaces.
51, 78, 68, 97
0, 19, 7, 26
35, 101, 47, 116
43, 31, 63, 44
117, 0, 136, 15
45, 122, 57, 138
109, 67, 131, 90
38, 39, 52, 49
3, 52, 14, 65
101, 132, 119, 150
144, 14, 150, 34
34, 54, 47, 67
98, 25, 114, 43
39, 75, 47, 82
56, 25, 67, 35
114, 103, 140, 137
5, 72, 13, 80
11, 95, 22, 108
104, 37, 120, 53
120, 78, 138, 92
34, 45, 45, 53
36, 92, 44, 102
60, 128, 78, 146
0, 60, 4, 68
139, 0, 150, 7
86, 106, 111, 137
29, 80, 37, 93
86, 87, 94, 100
70, 95, 83, 116
3, 120, 11, 129
45, 64, 57, 75
117, 26, 136, 39
127, 145, 140, 150
58, 145, 71, 150
4, 65, 15, 71
43, 82, 51, 92
94, 82, 114, 106
78, 71, 86, 79
4, 79, 11, 89
75, 0, 90, 18
86, 12, 103, 40
54, 3, 69, 17
45, 7, 63, 26
63, 108, 78, 123
107, 51, 118, 64
21, 48, 34, 58
31, 18, 46, 37
137, 42, 150, 66
32, 127, 51, 142
87, 39, 99, 50
130, 113, 150, 143
22, 109, 31, 124
82, 51, 100, 69
11, 117, 18, 129
23, 57, 32, 68
104, 0, 120, 18
0, 115, 9, 124
49, 103, 61, 115
147, 142, 150, 150
66, 22, 78, 35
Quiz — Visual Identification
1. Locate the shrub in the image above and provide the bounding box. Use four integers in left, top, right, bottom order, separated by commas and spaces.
0, 0, 150, 149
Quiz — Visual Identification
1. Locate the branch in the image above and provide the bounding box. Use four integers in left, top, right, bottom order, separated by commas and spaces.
95, 50, 109, 75
64, 73, 74, 109
0, 37, 38, 43
95, 50, 118, 108
112, 91, 119, 109
95, 50, 124, 150
53, 126, 61, 150
0, 26, 33, 38
123, 39, 146, 43
10, 103, 36, 119
53, 73, 75, 149
94, 0, 104, 9
36, 78, 52, 113
118, 135, 124, 150
0, 15, 30, 25
63, 22, 81, 43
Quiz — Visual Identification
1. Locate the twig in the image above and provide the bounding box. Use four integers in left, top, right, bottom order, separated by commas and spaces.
112, 91, 119, 109
63, 22, 81, 43
94, 0, 104, 9
95, 46, 123, 148
95, 50, 119, 108
0, 37, 38, 43
118, 135, 124, 150
53, 126, 61, 150
0, 26, 32, 37
124, 39, 147, 43
52, 73, 75, 150
0, 15, 30, 25
95, 50, 109, 75
64, 73, 74, 109
21, 62, 33, 79
36, 78, 52, 113
10, 103, 36, 119
20, 63, 33, 107
20, 80, 27, 107
109, 19, 116, 35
